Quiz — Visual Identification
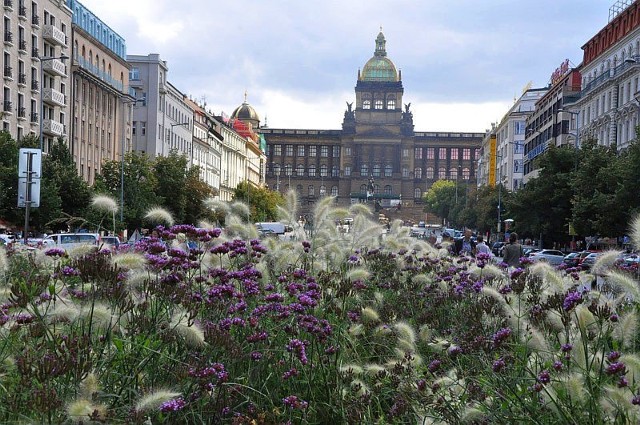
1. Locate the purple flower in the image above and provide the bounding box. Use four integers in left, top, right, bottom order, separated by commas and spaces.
250, 351, 263, 361
537, 370, 551, 385
632, 395, 640, 405
428, 359, 441, 373
61, 266, 80, 277
561, 343, 573, 353
606, 362, 626, 376
608, 351, 621, 362
448, 345, 462, 357
509, 268, 524, 279
618, 376, 629, 388
159, 397, 186, 413
563, 291, 582, 311
553, 360, 563, 371
492, 327, 512, 348
282, 395, 308, 410
286, 339, 309, 365
44, 247, 66, 257
492, 358, 506, 372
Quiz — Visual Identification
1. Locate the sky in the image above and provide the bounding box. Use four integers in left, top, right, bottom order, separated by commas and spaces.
78, 0, 613, 133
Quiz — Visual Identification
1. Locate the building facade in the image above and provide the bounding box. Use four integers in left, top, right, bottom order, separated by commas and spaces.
67, 0, 131, 184
2, 0, 71, 149
261, 31, 483, 216
572, 1, 640, 150
185, 96, 222, 193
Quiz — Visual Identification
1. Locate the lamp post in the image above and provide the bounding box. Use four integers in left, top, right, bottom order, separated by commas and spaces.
274, 165, 281, 192
39, 55, 69, 154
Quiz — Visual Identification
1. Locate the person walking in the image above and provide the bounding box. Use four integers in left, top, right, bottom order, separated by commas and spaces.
502, 232, 523, 267
475, 235, 491, 256
453, 228, 476, 256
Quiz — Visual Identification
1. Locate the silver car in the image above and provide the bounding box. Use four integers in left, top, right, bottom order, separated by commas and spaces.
529, 249, 566, 265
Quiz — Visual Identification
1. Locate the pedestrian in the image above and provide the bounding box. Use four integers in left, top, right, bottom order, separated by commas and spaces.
475, 235, 491, 256
453, 228, 476, 256
502, 232, 523, 267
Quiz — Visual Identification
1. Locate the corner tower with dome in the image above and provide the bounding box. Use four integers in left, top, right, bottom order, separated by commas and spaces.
258, 30, 483, 222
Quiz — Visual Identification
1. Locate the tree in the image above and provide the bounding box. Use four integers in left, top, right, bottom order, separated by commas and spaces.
184, 166, 216, 225
153, 151, 190, 224
423, 180, 456, 225
233, 181, 284, 222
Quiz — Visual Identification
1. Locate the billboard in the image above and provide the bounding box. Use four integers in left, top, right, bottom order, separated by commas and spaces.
488, 135, 497, 187
17, 148, 42, 208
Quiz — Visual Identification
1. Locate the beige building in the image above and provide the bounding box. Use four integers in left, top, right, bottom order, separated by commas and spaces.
67, 0, 131, 184
2, 0, 72, 147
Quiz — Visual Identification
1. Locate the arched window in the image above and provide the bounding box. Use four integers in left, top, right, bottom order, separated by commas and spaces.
308, 185, 315, 196
387, 99, 396, 109
462, 168, 470, 180
308, 164, 316, 177
426, 167, 434, 179
81, 45, 85, 59
296, 164, 304, 177
89, 49, 93, 63
331, 186, 338, 196
372, 164, 381, 177
296, 184, 303, 194
360, 163, 368, 176
384, 185, 392, 195
374, 99, 383, 109
438, 167, 446, 179
384, 164, 393, 177
414, 167, 422, 179
363, 100, 371, 110
450, 167, 458, 179
285, 164, 292, 176
319, 185, 327, 196
402, 166, 409, 178
414, 188, 422, 198
320, 164, 328, 177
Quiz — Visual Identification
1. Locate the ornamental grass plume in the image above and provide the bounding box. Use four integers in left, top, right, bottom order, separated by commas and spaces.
66, 398, 107, 423
599, 385, 635, 418
79, 303, 115, 330
619, 354, 640, 380
630, 213, 640, 250
393, 321, 416, 345
203, 197, 230, 215
91, 194, 119, 214
612, 310, 639, 349
135, 390, 181, 413
67, 243, 99, 259
170, 311, 206, 348
111, 252, 147, 271
0, 246, 7, 280
346, 267, 370, 283
144, 207, 174, 226
605, 271, 640, 300
460, 406, 485, 423
592, 250, 624, 276
361, 307, 380, 323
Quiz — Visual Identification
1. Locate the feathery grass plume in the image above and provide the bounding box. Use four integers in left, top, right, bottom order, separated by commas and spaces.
79, 372, 100, 399
419, 324, 433, 342
48, 302, 81, 323
427, 338, 451, 352
135, 390, 181, 413
460, 406, 485, 423
112, 252, 147, 271
612, 310, 638, 348
144, 207, 174, 226
630, 214, 640, 250
480, 286, 509, 313
599, 385, 634, 417
350, 379, 370, 397
373, 325, 392, 337
604, 271, 640, 300
544, 310, 565, 333
553, 373, 587, 404
229, 201, 251, 222
346, 267, 370, 283
529, 261, 566, 295
592, 250, 623, 276
348, 203, 373, 217
123, 270, 150, 293
203, 197, 230, 214
0, 246, 7, 280
620, 354, 640, 382
91, 194, 118, 214
361, 307, 380, 323
393, 321, 416, 345
573, 304, 597, 333
170, 311, 206, 348
66, 398, 107, 423
79, 304, 114, 330
67, 244, 98, 259
525, 327, 551, 355
339, 364, 363, 376
364, 364, 386, 376
373, 291, 384, 305
276, 189, 299, 224
397, 338, 416, 353
348, 324, 364, 337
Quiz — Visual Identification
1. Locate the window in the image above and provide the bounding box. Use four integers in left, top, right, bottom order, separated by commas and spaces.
384, 185, 392, 195
344, 165, 351, 176
414, 167, 422, 179
308, 185, 315, 196
320, 146, 329, 157
513, 143, 524, 154
285, 164, 292, 176
319, 185, 326, 196
141, 122, 146, 135
462, 168, 470, 180
438, 148, 447, 159
360, 184, 367, 194
332, 166, 339, 177
332, 146, 340, 157
374, 99, 383, 109
414, 188, 422, 198
331, 186, 338, 196
387, 99, 396, 109
296, 164, 304, 177
415, 147, 423, 159
402, 149, 409, 158
296, 184, 303, 194
426, 167, 434, 179
450, 149, 458, 160
449, 168, 458, 179
320, 164, 327, 177
426, 148, 434, 159
363, 100, 371, 109
285, 145, 293, 156
132, 121, 137, 135
475, 149, 480, 160
515, 121, 526, 135
384, 164, 392, 177
438, 167, 446, 179
463, 148, 471, 160
129, 67, 140, 81
297, 145, 305, 156
360, 163, 368, 176
309, 145, 316, 156
344, 146, 351, 156
308, 164, 316, 177
273, 145, 282, 156
402, 166, 409, 178
372, 164, 381, 177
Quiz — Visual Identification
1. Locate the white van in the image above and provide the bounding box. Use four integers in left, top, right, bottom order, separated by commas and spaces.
44, 233, 101, 248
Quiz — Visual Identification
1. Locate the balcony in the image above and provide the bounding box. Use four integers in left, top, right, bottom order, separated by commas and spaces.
43, 87, 65, 107
42, 24, 66, 47
30, 112, 38, 123
17, 106, 26, 119
3, 66, 12, 81
17, 72, 26, 86
3, 101, 13, 113
31, 79, 38, 92
18, 5, 26, 19
76, 56, 123, 91
42, 58, 66, 77
4, 31, 13, 46
31, 47, 38, 60
4, 0, 12, 11
18, 39, 27, 54
42, 118, 64, 136
31, 14, 39, 28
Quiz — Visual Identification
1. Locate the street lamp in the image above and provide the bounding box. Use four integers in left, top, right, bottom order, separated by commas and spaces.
274, 165, 281, 192
39, 55, 69, 154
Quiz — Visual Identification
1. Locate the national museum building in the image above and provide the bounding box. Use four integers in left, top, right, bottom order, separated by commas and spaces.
252, 31, 484, 214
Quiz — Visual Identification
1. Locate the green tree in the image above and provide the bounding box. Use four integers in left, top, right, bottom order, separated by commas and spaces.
153, 151, 190, 224
423, 180, 456, 226
184, 166, 216, 225
95, 152, 158, 233
233, 181, 284, 222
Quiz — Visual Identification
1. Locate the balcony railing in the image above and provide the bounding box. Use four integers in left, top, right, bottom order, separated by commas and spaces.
3, 101, 13, 112
31, 14, 39, 27
30, 112, 38, 123
76, 55, 123, 91
42, 118, 64, 136
18, 72, 26, 85
18, 5, 26, 18
43, 87, 66, 107
4, 0, 12, 10
42, 58, 66, 77
42, 24, 66, 47
31, 79, 38, 91
17, 106, 26, 118
18, 39, 27, 52
3, 66, 12, 78
4, 31, 13, 45
31, 47, 38, 59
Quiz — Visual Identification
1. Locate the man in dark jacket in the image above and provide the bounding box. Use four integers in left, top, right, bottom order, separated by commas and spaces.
453, 228, 476, 256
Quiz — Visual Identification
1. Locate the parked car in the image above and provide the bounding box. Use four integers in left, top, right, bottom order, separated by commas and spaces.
529, 249, 566, 265
580, 252, 600, 270
43, 233, 101, 249
101, 236, 121, 248
491, 242, 505, 257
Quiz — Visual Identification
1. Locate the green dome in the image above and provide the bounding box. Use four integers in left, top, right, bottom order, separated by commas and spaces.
361, 31, 398, 82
